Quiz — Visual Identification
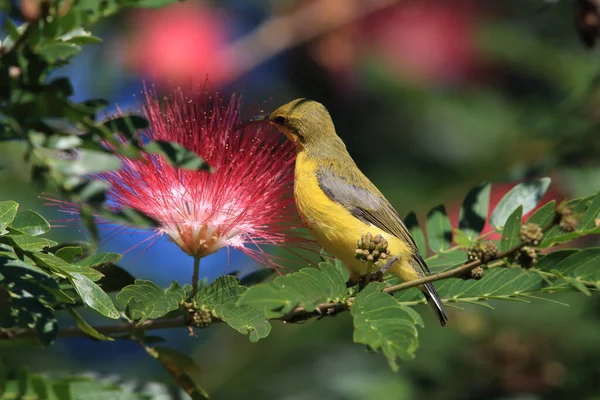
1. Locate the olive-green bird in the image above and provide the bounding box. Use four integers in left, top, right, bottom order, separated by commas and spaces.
251, 98, 447, 326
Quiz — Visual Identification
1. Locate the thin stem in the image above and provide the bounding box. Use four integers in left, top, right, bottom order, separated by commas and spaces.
191, 256, 201, 298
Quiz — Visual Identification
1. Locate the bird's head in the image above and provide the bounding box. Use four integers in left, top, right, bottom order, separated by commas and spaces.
245, 99, 337, 149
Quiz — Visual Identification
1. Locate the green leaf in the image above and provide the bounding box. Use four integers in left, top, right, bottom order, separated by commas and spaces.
404, 212, 426, 257
351, 282, 421, 371
117, 280, 184, 323
145, 346, 209, 399
541, 248, 600, 292
39, 42, 81, 62
30, 375, 49, 399
9, 234, 57, 251
426, 205, 452, 253
33, 253, 104, 281
237, 262, 350, 319
55, 246, 84, 263
453, 229, 472, 247
76, 252, 122, 268
489, 177, 551, 229
58, 27, 103, 44
458, 182, 491, 239
500, 205, 523, 252
426, 250, 467, 272
51, 149, 121, 175
70, 272, 120, 319
0, 201, 19, 232
145, 140, 210, 171
9, 210, 50, 236
527, 200, 556, 227
395, 268, 544, 305
69, 309, 114, 341
195, 276, 271, 342
103, 115, 149, 140
125, 0, 183, 7
581, 192, 600, 229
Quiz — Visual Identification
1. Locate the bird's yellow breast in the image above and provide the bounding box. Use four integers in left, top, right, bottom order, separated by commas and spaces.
293, 151, 416, 281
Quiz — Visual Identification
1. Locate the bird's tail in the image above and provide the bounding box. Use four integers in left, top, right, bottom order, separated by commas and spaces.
421, 282, 448, 326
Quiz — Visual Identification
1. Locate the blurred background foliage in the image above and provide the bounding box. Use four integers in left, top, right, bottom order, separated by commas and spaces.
1, 0, 600, 399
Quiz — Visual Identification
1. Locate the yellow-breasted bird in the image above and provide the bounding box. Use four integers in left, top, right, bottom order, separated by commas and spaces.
248, 98, 448, 326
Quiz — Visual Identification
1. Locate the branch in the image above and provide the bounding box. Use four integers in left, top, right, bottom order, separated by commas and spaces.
0, 242, 530, 340
224, 0, 400, 81
0, 317, 187, 341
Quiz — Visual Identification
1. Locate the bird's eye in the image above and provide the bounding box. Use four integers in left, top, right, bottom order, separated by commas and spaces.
273, 116, 286, 125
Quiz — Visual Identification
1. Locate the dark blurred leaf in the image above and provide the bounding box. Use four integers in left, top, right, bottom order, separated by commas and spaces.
458, 182, 491, 239
0, 200, 19, 232
117, 280, 183, 323
145, 140, 210, 171
9, 210, 50, 236
352, 282, 420, 371
72, 179, 110, 205
528, 200, 556, 227
55, 246, 84, 263
196, 276, 271, 342
404, 211, 426, 257
426, 205, 452, 253
34, 312, 59, 346
95, 264, 136, 292
8, 233, 57, 251
238, 268, 276, 286
145, 346, 209, 399
70, 272, 120, 319
500, 205, 523, 252
39, 42, 81, 62
237, 262, 350, 319
489, 178, 551, 229
69, 309, 114, 341
99, 207, 158, 229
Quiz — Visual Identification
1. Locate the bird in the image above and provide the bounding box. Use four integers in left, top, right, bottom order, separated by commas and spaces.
246, 98, 447, 326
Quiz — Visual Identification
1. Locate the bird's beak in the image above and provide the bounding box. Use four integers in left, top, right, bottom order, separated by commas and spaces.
236, 114, 271, 131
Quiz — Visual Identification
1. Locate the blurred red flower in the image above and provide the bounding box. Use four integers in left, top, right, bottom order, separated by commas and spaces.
123, 2, 232, 85
366, 0, 481, 85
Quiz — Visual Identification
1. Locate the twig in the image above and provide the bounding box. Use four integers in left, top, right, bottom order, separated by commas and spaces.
191, 256, 201, 298
381, 249, 517, 294
224, 0, 400, 81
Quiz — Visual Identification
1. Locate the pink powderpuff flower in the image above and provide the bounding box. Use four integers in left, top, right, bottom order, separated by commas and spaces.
53, 86, 312, 270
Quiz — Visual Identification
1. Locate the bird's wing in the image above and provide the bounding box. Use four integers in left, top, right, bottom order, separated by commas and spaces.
317, 166, 430, 274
